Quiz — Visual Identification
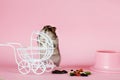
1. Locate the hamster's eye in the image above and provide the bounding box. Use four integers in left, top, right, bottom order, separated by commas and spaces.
48, 28, 52, 31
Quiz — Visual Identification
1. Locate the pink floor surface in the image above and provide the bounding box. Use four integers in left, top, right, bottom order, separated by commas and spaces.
0, 66, 120, 80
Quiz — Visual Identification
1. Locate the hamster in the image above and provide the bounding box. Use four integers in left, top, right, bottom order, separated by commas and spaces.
38, 25, 61, 67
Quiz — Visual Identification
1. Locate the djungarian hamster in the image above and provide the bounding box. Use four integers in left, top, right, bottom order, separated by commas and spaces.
38, 25, 61, 67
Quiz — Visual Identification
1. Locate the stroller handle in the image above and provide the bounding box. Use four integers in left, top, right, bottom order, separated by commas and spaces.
0, 42, 23, 64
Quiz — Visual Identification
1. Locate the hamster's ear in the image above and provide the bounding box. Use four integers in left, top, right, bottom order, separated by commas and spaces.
42, 26, 46, 30
43, 25, 48, 29
52, 27, 56, 32
45, 25, 52, 28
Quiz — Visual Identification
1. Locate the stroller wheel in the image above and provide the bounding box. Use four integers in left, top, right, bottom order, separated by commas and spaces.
32, 62, 46, 75
18, 60, 30, 74
44, 60, 55, 72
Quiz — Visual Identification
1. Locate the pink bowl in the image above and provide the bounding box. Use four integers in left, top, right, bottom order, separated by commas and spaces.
91, 50, 120, 73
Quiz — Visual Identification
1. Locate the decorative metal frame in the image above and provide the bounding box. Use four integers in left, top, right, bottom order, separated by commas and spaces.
0, 31, 55, 75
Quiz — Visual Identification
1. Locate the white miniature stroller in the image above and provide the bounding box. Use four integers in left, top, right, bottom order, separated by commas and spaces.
0, 31, 55, 75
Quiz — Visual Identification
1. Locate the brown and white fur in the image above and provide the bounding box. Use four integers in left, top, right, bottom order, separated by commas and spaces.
38, 25, 61, 67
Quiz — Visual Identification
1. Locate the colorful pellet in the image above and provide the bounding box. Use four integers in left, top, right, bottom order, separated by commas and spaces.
69, 69, 91, 77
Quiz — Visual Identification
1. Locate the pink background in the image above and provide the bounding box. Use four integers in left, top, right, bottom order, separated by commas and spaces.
1, 0, 120, 67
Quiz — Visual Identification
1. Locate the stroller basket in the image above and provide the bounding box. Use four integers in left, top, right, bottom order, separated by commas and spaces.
17, 47, 54, 62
